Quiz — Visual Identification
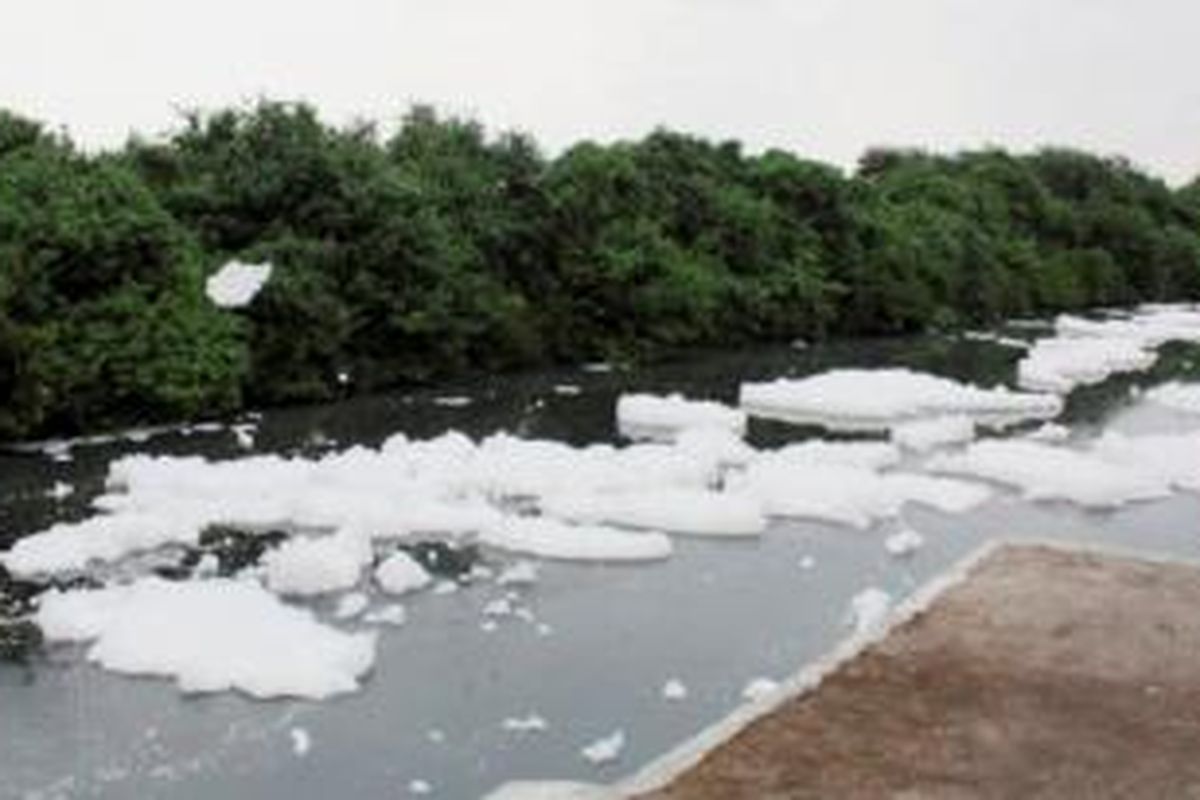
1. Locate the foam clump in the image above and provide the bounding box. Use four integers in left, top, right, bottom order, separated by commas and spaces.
1092, 431, 1200, 493
729, 441, 989, 529
740, 368, 1060, 432
929, 439, 1170, 507
891, 416, 975, 453
375, 552, 433, 595
848, 587, 892, 636
542, 488, 766, 537
616, 393, 746, 441
480, 517, 673, 562
1017, 336, 1155, 393
1144, 382, 1200, 415
265, 532, 372, 596
1017, 308, 1200, 393
36, 577, 375, 699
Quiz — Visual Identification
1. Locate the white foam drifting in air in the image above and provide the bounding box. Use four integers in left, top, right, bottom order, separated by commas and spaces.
740, 368, 1061, 432
35, 577, 375, 699
205, 261, 272, 308
616, 393, 746, 442
1017, 307, 1200, 394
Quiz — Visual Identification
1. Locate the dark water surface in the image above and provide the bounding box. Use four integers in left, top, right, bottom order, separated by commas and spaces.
3, 331, 1199, 800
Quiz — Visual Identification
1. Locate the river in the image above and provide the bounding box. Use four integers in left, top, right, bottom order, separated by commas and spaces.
2, 325, 1199, 800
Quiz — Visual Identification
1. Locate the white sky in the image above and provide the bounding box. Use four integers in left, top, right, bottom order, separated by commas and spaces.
3, 0, 1199, 183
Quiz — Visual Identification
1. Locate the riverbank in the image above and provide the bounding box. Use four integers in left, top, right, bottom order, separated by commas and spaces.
633, 542, 1200, 798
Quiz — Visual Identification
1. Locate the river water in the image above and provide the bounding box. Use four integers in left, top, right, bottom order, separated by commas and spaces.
2, 329, 1199, 800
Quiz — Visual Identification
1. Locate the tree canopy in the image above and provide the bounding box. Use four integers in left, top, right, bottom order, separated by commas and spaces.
1, 101, 1198, 439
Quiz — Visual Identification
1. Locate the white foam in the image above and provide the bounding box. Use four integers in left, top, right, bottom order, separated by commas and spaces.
581, 730, 626, 765
205, 261, 272, 308
483, 783, 615, 800
740, 677, 780, 702
502, 715, 549, 733
740, 368, 1061, 431
884, 527, 924, 557
290, 727, 312, 757
480, 517, 672, 563
662, 679, 688, 702
333, 592, 369, 620
541, 489, 765, 537
848, 587, 892, 637
1092, 431, 1200, 493
36, 577, 376, 699
2, 512, 204, 577
729, 451, 989, 530
891, 416, 975, 453
616, 393, 746, 441
363, 604, 407, 626
1017, 308, 1200, 394
496, 561, 539, 587
928, 439, 1170, 507
264, 532, 372, 596
1017, 336, 1155, 393
374, 552, 432, 596
1144, 382, 1200, 415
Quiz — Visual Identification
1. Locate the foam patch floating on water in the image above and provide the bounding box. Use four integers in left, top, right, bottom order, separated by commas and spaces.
374, 551, 432, 596
541, 488, 766, 537
35, 577, 376, 699
1017, 336, 1156, 394
728, 442, 990, 529
891, 416, 975, 453
739, 368, 1061, 432
264, 532, 372, 597
1144, 382, 1200, 416
928, 439, 1171, 508
848, 587, 892, 636
1017, 308, 1200, 394
616, 393, 746, 442
480, 517, 673, 562
1091, 431, 1200, 493
581, 729, 626, 765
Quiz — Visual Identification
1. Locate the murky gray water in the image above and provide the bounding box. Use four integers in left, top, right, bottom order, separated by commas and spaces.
2, 331, 1199, 800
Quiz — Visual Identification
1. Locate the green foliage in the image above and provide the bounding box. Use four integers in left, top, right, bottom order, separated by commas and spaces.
1, 100, 1199, 440
0, 136, 245, 437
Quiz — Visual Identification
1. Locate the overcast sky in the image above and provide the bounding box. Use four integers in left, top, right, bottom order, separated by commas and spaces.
3, 0, 1199, 182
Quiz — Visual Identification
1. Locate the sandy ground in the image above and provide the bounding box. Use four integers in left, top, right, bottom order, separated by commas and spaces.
639, 544, 1200, 799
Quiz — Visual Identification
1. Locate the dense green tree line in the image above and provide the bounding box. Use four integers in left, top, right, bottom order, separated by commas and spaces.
1, 102, 1198, 439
